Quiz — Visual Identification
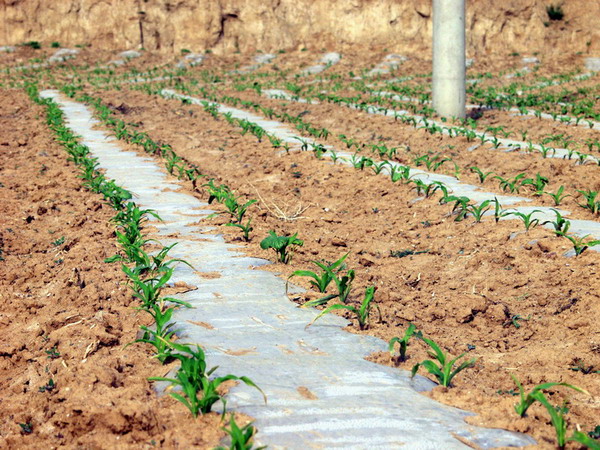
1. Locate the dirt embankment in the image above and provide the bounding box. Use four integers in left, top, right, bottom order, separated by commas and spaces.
1, 0, 599, 56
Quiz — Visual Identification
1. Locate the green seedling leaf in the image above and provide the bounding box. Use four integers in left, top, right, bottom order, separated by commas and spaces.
511, 373, 589, 417
389, 323, 422, 364
411, 336, 476, 387
569, 431, 600, 450
260, 231, 303, 264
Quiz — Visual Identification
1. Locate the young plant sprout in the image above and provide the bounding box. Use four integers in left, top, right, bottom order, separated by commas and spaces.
411, 337, 476, 387
288, 253, 349, 294
149, 339, 266, 417
543, 209, 571, 236
389, 323, 422, 364
467, 200, 492, 223
545, 186, 570, 206
557, 232, 600, 256
308, 286, 377, 330
226, 219, 253, 241
491, 198, 511, 223
577, 189, 600, 214
215, 415, 266, 450
508, 210, 542, 231
260, 231, 303, 264
510, 374, 588, 417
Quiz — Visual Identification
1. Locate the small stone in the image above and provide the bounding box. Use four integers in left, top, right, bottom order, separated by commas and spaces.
536, 241, 551, 253
521, 56, 540, 65
331, 238, 347, 247
524, 240, 538, 250
358, 257, 374, 267
119, 50, 142, 60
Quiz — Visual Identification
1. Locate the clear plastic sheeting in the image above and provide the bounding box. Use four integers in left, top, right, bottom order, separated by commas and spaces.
301, 52, 341, 75
585, 57, 600, 71
366, 54, 408, 77
229, 53, 277, 74
175, 53, 205, 69
48, 48, 79, 63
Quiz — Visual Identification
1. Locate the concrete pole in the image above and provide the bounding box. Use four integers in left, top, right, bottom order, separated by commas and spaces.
432, 0, 466, 119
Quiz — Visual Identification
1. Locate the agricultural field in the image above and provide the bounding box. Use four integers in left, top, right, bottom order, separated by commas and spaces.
1, 41, 600, 449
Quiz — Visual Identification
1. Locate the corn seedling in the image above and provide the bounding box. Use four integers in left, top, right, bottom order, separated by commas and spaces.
389, 323, 422, 364
310, 143, 327, 159
510, 373, 587, 417
371, 161, 389, 175
420, 181, 447, 199
522, 173, 549, 196
260, 231, 303, 264
543, 209, 571, 236
508, 210, 541, 231
122, 265, 189, 309
224, 196, 257, 224
204, 180, 233, 204
135, 302, 186, 363
389, 164, 414, 183
411, 337, 476, 387
328, 150, 339, 163
308, 286, 376, 330
577, 189, 600, 214
105, 232, 148, 266
491, 198, 511, 223
225, 219, 253, 241
533, 392, 570, 448
351, 155, 374, 170
442, 195, 471, 222
149, 339, 266, 417
557, 232, 600, 256
468, 200, 492, 222
496, 173, 527, 194
545, 186, 570, 206
112, 202, 161, 229
215, 415, 266, 450
303, 260, 355, 307
288, 253, 348, 294
414, 153, 451, 172
140, 243, 192, 274
410, 179, 428, 196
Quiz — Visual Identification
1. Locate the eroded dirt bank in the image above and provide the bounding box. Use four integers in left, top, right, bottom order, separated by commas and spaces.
1, 0, 599, 56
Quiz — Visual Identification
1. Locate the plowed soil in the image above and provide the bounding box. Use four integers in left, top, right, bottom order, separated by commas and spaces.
0, 90, 228, 448
1, 45, 599, 449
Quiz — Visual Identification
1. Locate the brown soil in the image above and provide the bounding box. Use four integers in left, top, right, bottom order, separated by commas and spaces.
0, 90, 234, 448
1, 48, 599, 449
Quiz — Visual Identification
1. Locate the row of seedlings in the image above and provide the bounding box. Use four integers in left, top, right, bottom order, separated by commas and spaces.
28, 83, 266, 449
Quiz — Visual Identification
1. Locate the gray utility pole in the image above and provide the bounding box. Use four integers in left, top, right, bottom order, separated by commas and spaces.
432, 0, 466, 119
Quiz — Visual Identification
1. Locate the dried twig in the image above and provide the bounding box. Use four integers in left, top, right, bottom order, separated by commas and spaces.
250, 184, 310, 221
